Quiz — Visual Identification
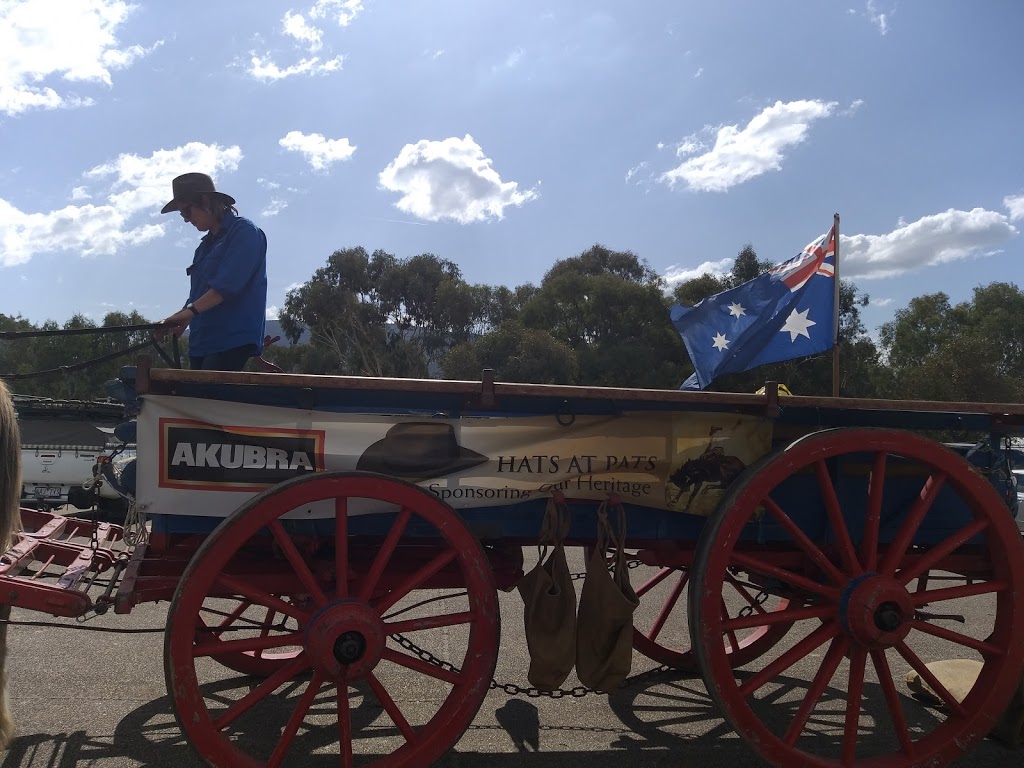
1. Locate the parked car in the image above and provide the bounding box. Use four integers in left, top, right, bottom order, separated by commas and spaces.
20, 418, 133, 518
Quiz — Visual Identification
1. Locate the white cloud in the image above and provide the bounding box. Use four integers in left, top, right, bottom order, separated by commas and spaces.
1004, 194, 1024, 222
378, 135, 539, 224
248, 53, 343, 81
0, 0, 159, 116
663, 258, 734, 289
0, 142, 241, 266
310, 0, 363, 27
841, 208, 1018, 279
625, 161, 648, 183
261, 199, 289, 217
257, 177, 281, 190
283, 12, 323, 52
867, 1, 891, 35
661, 100, 837, 192
265, 306, 280, 320
872, 297, 894, 307
279, 130, 356, 170
693, 67, 703, 79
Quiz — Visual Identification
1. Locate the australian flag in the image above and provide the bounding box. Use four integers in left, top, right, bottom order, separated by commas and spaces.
672, 225, 837, 390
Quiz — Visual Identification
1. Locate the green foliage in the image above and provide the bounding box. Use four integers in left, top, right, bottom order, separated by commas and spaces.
879, 282, 1024, 402
442, 324, 579, 384
516, 245, 687, 388
5, 240, 1021, 407
279, 247, 492, 377
1, 310, 168, 400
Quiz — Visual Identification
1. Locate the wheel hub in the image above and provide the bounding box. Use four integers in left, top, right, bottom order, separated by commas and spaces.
841, 575, 914, 648
305, 600, 385, 680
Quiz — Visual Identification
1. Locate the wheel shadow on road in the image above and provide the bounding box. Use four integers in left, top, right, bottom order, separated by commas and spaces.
2, 668, 1018, 767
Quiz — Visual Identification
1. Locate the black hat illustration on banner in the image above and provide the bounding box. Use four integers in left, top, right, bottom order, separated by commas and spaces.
356, 422, 488, 480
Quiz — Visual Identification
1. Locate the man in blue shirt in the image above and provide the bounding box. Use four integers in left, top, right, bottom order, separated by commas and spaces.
158, 173, 268, 371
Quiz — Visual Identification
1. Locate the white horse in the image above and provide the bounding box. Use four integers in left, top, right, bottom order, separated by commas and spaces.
0, 380, 22, 749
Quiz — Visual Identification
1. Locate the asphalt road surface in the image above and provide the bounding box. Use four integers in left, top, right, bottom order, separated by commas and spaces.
4, 538, 1022, 768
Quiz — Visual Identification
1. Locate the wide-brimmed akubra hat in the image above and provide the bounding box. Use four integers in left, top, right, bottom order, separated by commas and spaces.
356, 422, 488, 480
160, 172, 235, 214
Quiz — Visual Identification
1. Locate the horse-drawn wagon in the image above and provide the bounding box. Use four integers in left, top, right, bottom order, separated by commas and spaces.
3, 359, 1024, 768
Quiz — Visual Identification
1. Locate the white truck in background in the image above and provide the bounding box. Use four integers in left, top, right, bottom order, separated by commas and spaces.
16, 396, 133, 518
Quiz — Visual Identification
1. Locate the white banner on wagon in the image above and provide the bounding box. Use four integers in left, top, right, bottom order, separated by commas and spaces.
136, 395, 772, 518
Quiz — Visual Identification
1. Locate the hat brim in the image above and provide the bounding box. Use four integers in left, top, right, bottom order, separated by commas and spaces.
356, 445, 488, 480
160, 191, 236, 215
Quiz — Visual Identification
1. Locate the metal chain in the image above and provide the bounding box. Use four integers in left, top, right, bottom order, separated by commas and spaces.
390, 632, 673, 700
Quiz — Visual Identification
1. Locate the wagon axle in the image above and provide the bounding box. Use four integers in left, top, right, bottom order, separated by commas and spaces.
333, 630, 366, 664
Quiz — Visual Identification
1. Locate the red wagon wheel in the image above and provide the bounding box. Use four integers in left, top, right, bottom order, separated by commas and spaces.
690, 428, 1024, 768
165, 472, 499, 768
632, 563, 793, 670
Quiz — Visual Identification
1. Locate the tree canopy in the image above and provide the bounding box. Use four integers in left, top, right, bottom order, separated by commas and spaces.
2, 243, 1020, 407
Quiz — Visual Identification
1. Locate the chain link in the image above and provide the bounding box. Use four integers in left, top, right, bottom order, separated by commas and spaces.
736, 588, 770, 619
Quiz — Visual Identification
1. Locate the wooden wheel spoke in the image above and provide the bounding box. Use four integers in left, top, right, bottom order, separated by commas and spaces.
216, 574, 311, 622
862, 451, 887, 572
266, 672, 325, 768
269, 520, 328, 607
335, 496, 348, 598
738, 621, 837, 697
909, 620, 1005, 657
879, 471, 947, 576
646, 571, 688, 642
373, 548, 458, 615
813, 461, 862, 575
783, 635, 849, 746
842, 646, 867, 766
368, 671, 418, 742
912, 580, 1007, 605
386, 610, 474, 634
214, 600, 251, 631
194, 631, 304, 657
721, 599, 740, 652
763, 496, 846, 586
381, 646, 462, 685
722, 604, 831, 632
732, 552, 840, 601
338, 683, 353, 768
871, 649, 915, 756
636, 566, 681, 598
357, 507, 412, 602
896, 518, 990, 585
212, 655, 311, 730
894, 640, 967, 717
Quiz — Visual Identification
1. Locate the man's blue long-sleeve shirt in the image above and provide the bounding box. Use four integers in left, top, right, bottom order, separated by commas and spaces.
186, 212, 267, 357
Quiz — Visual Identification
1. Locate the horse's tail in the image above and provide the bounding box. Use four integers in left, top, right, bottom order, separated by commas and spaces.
0, 380, 22, 749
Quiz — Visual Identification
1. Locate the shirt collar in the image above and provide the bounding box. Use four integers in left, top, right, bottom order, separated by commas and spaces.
201, 211, 239, 243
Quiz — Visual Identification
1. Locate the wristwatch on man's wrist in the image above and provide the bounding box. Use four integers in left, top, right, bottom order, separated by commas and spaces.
185, 302, 199, 316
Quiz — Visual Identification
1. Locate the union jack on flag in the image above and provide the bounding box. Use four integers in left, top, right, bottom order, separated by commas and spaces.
769, 226, 836, 290
671, 224, 839, 390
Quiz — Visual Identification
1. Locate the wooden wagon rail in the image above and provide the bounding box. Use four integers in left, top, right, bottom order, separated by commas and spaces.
136, 357, 1024, 425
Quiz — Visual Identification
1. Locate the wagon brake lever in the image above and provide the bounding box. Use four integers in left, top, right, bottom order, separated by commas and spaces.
914, 610, 966, 624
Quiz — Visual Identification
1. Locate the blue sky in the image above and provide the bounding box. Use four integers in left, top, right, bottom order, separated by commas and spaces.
1, 0, 1022, 341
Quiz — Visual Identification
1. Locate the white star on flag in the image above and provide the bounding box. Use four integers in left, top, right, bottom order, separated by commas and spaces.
712, 332, 730, 351
727, 302, 746, 318
779, 308, 816, 341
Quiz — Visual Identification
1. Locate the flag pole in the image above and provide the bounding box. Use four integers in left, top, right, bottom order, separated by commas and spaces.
831, 212, 841, 397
